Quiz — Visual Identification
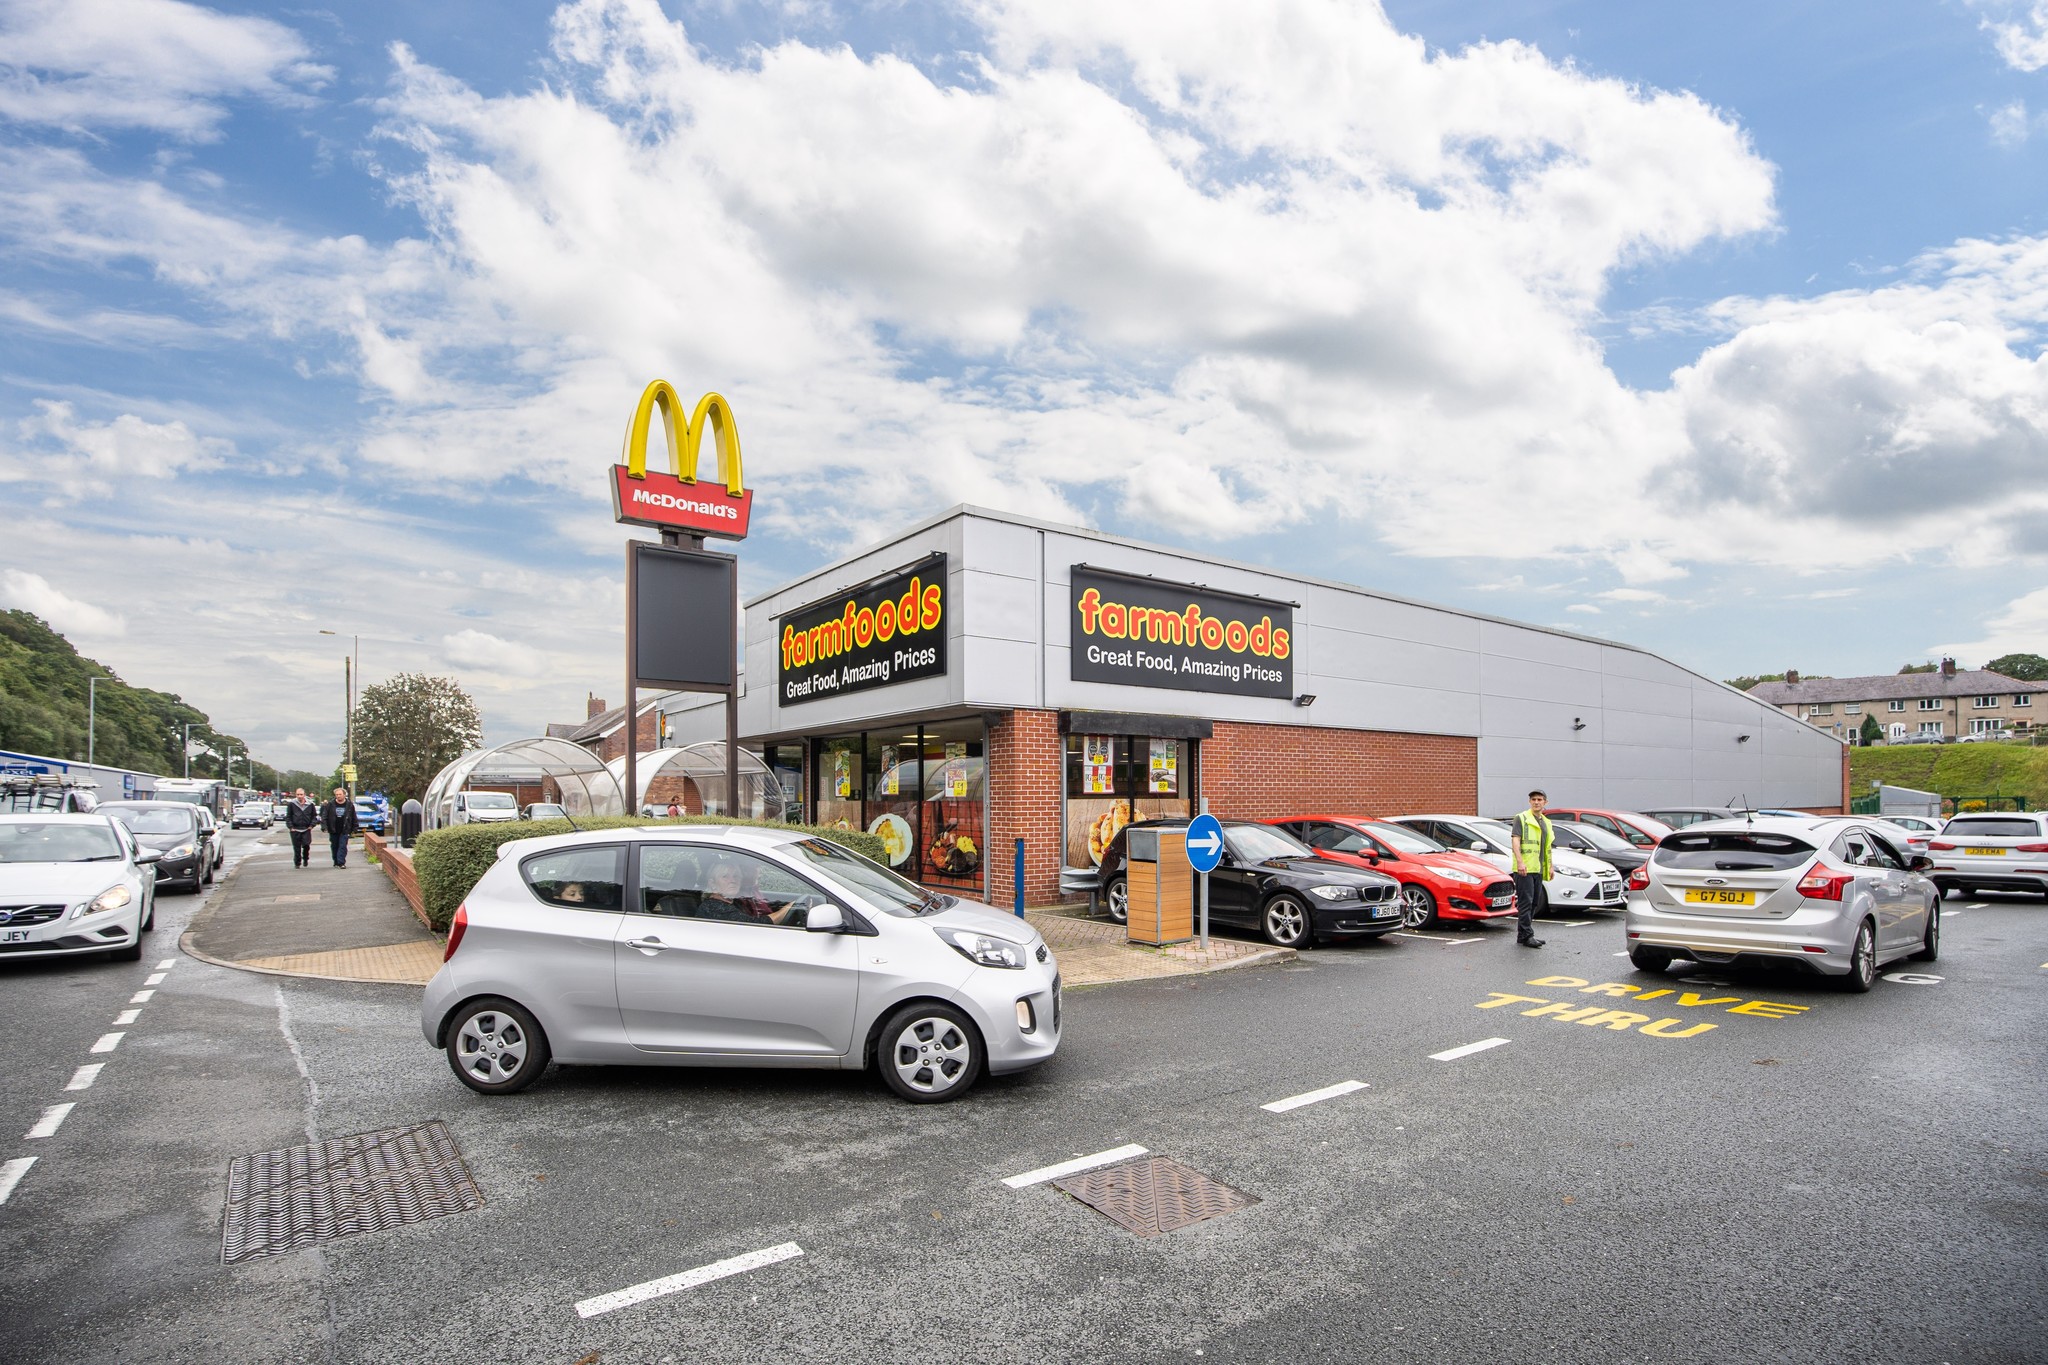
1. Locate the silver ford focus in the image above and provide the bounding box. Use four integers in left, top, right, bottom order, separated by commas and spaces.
419, 826, 1061, 1102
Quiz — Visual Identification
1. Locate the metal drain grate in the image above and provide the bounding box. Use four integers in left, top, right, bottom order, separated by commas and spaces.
1053, 1155, 1258, 1237
220, 1120, 482, 1264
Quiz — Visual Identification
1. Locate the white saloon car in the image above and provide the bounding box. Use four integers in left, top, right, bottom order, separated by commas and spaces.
0, 814, 160, 962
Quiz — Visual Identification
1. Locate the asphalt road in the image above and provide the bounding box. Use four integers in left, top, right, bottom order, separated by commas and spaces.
2, 829, 2044, 1364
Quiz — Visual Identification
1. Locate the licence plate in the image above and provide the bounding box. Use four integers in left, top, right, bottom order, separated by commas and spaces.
2, 928, 31, 942
1488, 895, 1513, 907
1965, 847, 2003, 856
1683, 889, 1756, 905
1373, 905, 1397, 918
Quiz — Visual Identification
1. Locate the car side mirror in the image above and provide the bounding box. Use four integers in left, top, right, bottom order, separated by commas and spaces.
1468, 842, 1488, 853
135, 850, 161, 865
1907, 854, 1933, 872
805, 904, 848, 933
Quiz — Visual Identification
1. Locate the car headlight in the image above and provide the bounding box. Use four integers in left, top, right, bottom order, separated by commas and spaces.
166, 843, 195, 860
71, 884, 133, 920
1433, 867, 1481, 885
936, 926, 1027, 969
1558, 866, 1591, 878
1308, 884, 1356, 901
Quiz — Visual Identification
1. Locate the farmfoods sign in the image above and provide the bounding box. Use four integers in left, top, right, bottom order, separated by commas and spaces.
778, 555, 948, 705
1070, 566, 1293, 699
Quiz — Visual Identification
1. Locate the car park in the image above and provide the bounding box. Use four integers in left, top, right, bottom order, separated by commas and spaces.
1923, 813, 2048, 899
1641, 805, 1746, 829
1550, 820, 1650, 879
1624, 817, 1938, 990
0, 814, 159, 961
1385, 814, 1627, 913
1536, 806, 1674, 848
520, 802, 569, 821
1265, 815, 1514, 929
1096, 818, 1401, 947
100, 801, 211, 891
230, 801, 273, 829
420, 825, 1061, 1102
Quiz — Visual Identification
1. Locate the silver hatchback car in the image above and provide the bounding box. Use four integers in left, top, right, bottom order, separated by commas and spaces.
420, 826, 1061, 1102
1924, 812, 2048, 899
1624, 817, 1938, 991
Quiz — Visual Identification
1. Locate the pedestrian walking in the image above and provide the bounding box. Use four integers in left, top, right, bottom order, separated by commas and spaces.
1510, 789, 1553, 949
283, 788, 320, 868
319, 786, 359, 868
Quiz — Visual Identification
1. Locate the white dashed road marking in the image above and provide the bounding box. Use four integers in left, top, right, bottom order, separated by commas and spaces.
64, 1064, 103, 1091
1431, 1037, 1512, 1061
574, 1242, 805, 1319
155, 959, 176, 970
1002, 1144, 1149, 1189
129, 990, 154, 1004
143, 973, 166, 987
25, 1104, 74, 1140
0, 1157, 35, 1205
89, 1032, 124, 1054
1262, 1080, 1369, 1113
113, 1009, 140, 1026
1389, 932, 1481, 945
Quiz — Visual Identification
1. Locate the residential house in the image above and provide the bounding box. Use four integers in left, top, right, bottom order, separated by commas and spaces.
1748, 659, 2047, 742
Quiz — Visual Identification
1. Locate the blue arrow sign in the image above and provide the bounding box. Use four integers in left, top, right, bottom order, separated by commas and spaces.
1185, 812, 1224, 874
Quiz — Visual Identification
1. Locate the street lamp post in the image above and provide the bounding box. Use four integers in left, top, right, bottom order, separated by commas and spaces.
320, 631, 359, 801
182, 722, 196, 779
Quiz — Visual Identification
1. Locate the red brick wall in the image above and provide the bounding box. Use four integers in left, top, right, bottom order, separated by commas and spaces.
595, 710, 661, 764
1201, 721, 1476, 819
364, 834, 432, 931
988, 708, 1063, 908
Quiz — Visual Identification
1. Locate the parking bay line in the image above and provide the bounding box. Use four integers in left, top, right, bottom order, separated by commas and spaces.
89, 1032, 124, 1054
0, 1157, 35, 1206
25, 1103, 74, 1140
574, 1243, 804, 1319
1262, 1080, 1369, 1113
64, 1064, 103, 1091
1002, 1143, 1150, 1189
1389, 931, 1481, 945
1431, 1037, 1512, 1062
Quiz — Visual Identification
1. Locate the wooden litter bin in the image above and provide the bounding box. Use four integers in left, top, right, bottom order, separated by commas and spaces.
1126, 827, 1193, 945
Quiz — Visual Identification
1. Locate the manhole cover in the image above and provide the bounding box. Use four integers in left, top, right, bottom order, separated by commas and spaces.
221, 1121, 482, 1264
1053, 1156, 1258, 1237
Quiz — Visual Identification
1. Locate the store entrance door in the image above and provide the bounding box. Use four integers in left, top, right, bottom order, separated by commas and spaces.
810, 722, 986, 896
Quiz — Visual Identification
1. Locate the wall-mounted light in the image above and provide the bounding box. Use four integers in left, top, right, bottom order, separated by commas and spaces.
1736, 734, 1751, 744
1294, 693, 1318, 707
1571, 717, 1586, 731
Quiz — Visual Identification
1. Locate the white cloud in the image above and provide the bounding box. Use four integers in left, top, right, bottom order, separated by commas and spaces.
442, 629, 550, 680
0, 567, 126, 637
1930, 586, 2048, 662
1565, 603, 1601, 614
1976, 0, 2048, 71
12, 400, 230, 484
0, 0, 330, 138
1988, 99, 2034, 147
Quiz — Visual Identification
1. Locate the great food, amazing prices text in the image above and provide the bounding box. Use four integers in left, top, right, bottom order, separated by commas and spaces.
1069, 567, 1293, 699
778, 557, 948, 705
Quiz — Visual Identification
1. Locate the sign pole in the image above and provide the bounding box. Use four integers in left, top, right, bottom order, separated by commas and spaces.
624, 540, 639, 819
1198, 797, 1210, 949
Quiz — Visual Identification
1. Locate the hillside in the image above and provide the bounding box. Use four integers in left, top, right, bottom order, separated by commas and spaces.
1850, 741, 2048, 808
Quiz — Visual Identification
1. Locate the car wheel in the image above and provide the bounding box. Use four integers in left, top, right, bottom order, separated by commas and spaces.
878, 1002, 983, 1103
109, 934, 144, 962
1261, 894, 1312, 948
1104, 875, 1128, 925
1911, 901, 1940, 962
1842, 921, 1877, 993
447, 999, 550, 1094
141, 896, 155, 932
202, 857, 214, 886
1399, 883, 1437, 929
1629, 946, 1673, 973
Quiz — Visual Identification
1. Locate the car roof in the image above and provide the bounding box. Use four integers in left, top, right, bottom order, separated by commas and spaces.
0, 812, 121, 825
99, 801, 196, 811
1668, 815, 1850, 837
490, 824, 808, 861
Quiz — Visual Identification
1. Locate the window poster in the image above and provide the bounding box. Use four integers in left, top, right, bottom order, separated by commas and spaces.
833, 750, 852, 798
945, 743, 969, 798
1148, 738, 1177, 793
1081, 735, 1115, 795
881, 745, 899, 796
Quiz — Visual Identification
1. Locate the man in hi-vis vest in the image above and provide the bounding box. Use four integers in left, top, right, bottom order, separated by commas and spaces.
1511, 790, 1554, 949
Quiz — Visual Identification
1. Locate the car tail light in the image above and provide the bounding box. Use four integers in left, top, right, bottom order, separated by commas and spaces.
1625, 866, 1649, 892
1795, 868, 1854, 901
444, 905, 468, 962
2015, 842, 2048, 853
1927, 841, 1956, 851
1802, 945, 1828, 953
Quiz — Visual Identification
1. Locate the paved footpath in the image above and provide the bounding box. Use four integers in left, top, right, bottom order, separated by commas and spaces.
182, 829, 443, 985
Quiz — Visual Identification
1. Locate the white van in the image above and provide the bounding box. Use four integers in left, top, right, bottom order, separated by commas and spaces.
448, 790, 520, 826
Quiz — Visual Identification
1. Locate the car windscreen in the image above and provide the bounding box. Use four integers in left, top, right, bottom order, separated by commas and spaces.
1225, 824, 1313, 862
1941, 817, 2040, 839
1559, 821, 1632, 851
0, 822, 124, 863
1652, 831, 1816, 871
1360, 822, 1442, 854
782, 836, 941, 916
1464, 819, 1513, 852
466, 792, 516, 810
103, 807, 196, 835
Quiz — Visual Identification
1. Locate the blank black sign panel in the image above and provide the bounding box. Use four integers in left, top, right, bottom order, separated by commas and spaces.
631, 543, 737, 691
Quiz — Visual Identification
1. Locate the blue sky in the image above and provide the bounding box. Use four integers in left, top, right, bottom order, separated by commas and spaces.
1, 0, 2044, 771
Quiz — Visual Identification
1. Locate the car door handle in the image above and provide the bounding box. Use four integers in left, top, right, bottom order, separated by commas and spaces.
626, 936, 670, 953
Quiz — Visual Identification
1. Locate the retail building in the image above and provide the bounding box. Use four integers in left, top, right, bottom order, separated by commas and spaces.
659, 506, 1848, 907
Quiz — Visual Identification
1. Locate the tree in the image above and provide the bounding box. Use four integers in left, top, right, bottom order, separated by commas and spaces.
1897, 662, 1937, 674
349, 673, 483, 802
1986, 652, 2048, 682
1859, 713, 1882, 746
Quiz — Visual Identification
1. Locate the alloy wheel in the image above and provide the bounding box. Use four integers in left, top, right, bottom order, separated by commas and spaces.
1106, 877, 1128, 923
1264, 897, 1308, 947
890, 1015, 971, 1096
1400, 884, 1435, 928
455, 1010, 530, 1084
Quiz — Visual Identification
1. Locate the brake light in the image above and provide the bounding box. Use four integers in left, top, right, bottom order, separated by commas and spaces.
2015, 842, 2048, 853
1795, 868, 1854, 901
1927, 841, 1956, 851
444, 905, 468, 962
1626, 866, 1649, 891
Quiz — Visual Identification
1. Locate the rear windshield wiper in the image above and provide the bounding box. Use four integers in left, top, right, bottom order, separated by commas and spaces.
1714, 861, 1773, 871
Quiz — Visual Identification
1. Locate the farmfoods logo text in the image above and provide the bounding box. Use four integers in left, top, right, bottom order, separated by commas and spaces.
778, 555, 948, 704
1070, 567, 1293, 699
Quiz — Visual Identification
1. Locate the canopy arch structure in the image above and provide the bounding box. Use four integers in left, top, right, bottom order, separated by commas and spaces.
607, 743, 787, 821
420, 737, 628, 831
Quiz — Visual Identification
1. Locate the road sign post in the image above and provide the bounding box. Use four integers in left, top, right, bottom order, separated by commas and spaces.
1186, 808, 1222, 950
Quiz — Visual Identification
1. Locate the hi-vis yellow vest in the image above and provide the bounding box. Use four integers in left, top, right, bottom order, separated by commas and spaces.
1513, 810, 1554, 878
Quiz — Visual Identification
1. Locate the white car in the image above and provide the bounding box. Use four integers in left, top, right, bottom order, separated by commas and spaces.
447, 791, 520, 825
0, 814, 160, 961
1385, 814, 1628, 911
231, 801, 273, 829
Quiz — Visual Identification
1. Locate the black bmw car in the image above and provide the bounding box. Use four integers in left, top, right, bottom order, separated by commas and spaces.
99, 802, 209, 891
1098, 818, 1402, 947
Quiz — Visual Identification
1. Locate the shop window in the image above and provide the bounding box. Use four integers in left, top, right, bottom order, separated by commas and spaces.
806, 723, 984, 894
1063, 733, 1194, 872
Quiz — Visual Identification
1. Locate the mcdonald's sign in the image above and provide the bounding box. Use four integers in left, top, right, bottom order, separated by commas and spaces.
610, 379, 754, 539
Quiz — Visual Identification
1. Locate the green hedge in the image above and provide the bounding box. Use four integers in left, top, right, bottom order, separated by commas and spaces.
411, 815, 889, 931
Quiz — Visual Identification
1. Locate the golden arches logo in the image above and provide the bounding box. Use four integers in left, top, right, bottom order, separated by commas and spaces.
620, 379, 744, 496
